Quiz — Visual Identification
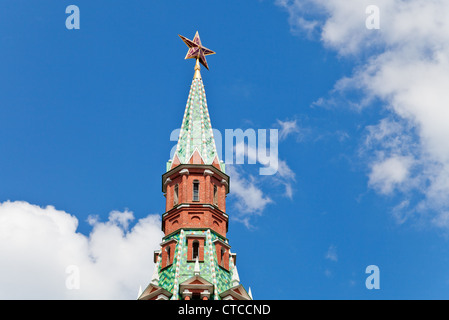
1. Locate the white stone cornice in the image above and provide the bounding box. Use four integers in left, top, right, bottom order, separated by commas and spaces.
179, 168, 189, 175
159, 238, 178, 247
185, 234, 206, 239
203, 169, 214, 176
201, 289, 211, 299
153, 250, 161, 263
182, 289, 192, 299
213, 238, 231, 249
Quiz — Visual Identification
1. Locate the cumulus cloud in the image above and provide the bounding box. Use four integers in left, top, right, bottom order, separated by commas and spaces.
368, 155, 413, 195
276, 0, 449, 228
227, 166, 273, 228
233, 134, 296, 201
0, 201, 163, 299
227, 156, 296, 228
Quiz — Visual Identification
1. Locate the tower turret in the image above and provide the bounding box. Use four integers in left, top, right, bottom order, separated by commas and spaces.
138, 32, 251, 301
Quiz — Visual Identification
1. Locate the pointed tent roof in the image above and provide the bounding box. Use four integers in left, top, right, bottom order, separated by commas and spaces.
219, 284, 252, 300
248, 287, 253, 299
168, 65, 223, 172
138, 283, 172, 300
168, 33, 224, 173
137, 285, 143, 299
231, 264, 240, 287
179, 274, 214, 294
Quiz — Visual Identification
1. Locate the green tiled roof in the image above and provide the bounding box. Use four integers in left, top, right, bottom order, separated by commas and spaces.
169, 76, 223, 171
158, 229, 234, 300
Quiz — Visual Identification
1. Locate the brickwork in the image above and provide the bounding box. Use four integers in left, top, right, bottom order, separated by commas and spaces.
156, 229, 234, 300
186, 236, 205, 262
164, 167, 227, 212
162, 165, 229, 237
163, 204, 227, 237
160, 239, 177, 269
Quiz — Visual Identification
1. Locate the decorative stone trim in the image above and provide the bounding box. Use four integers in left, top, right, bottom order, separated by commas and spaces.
153, 250, 161, 263
171, 229, 185, 299
203, 169, 214, 176
182, 289, 192, 299
159, 238, 178, 247
201, 289, 211, 300
213, 238, 231, 250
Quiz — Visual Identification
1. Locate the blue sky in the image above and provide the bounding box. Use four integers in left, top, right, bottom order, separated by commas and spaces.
1, 0, 449, 299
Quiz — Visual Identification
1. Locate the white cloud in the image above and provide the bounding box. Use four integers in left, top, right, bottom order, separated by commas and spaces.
234, 139, 296, 200
391, 199, 413, 225
227, 166, 273, 227
432, 211, 449, 229
277, 159, 295, 179
277, 0, 449, 228
0, 201, 163, 299
325, 245, 338, 262
277, 119, 301, 141
106, 209, 135, 230
368, 156, 413, 195
234, 141, 258, 164
226, 119, 299, 227
275, 159, 296, 199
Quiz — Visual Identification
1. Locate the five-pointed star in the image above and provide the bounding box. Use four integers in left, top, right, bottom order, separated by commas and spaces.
179, 31, 216, 70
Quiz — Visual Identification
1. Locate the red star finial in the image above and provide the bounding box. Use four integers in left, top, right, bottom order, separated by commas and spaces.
179, 31, 216, 70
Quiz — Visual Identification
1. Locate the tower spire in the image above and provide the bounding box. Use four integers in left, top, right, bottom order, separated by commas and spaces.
138, 32, 251, 301
194, 58, 201, 79
168, 32, 224, 172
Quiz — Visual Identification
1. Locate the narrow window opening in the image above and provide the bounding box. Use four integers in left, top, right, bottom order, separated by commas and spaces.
192, 240, 199, 260
213, 185, 218, 206
174, 184, 179, 205
220, 248, 226, 267
166, 246, 171, 266
193, 180, 199, 201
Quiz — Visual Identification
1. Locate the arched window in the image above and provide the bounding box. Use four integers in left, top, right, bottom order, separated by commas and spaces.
193, 180, 199, 201
174, 184, 179, 205
192, 240, 199, 260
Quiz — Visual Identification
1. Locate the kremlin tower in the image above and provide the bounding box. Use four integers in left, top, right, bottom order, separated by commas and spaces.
138, 32, 252, 301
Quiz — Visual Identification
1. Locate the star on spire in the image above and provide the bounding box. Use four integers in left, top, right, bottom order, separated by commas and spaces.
179, 31, 216, 70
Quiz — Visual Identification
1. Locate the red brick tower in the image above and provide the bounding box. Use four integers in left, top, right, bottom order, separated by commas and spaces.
138, 32, 252, 301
